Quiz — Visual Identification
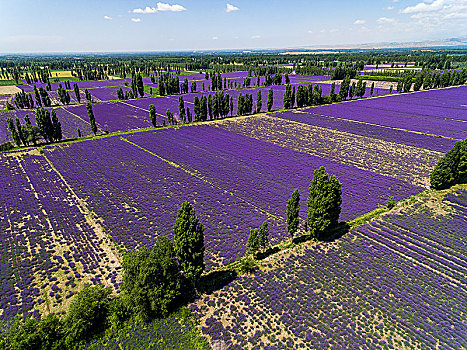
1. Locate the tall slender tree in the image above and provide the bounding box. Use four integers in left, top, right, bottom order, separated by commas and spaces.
173, 201, 205, 288
7, 118, 21, 146
178, 96, 186, 123
256, 90, 262, 113
287, 189, 300, 238
307, 166, 342, 240
267, 88, 274, 112
86, 102, 97, 135
149, 104, 157, 127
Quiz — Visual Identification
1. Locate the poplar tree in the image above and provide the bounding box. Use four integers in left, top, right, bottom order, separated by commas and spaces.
287, 189, 300, 238
283, 85, 292, 109
86, 102, 97, 135
178, 96, 186, 123
256, 90, 262, 113
149, 104, 157, 127
267, 88, 273, 111
7, 118, 21, 146
258, 221, 269, 251
51, 110, 62, 141
307, 166, 342, 240
247, 228, 259, 255
173, 201, 205, 288
15, 117, 26, 146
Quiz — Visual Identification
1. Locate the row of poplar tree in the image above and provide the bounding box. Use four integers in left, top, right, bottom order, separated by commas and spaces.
247, 166, 343, 256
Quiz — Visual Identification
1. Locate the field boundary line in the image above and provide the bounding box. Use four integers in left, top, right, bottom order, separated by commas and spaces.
119, 136, 284, 221
292, 110, 462, 141
118, 100, 167, 119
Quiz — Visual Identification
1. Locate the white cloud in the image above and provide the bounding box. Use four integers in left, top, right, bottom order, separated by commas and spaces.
401, 0, 444, 13
226, 4, 239, 13
307, 30, 313, 34
400, 0, 467, 23
133, 3, 186, 14
131, 18, 142, 22
377, 17, 396, 23
104, 15, 112, 20
386, 6, 394, 10
330, 28, 339, 33
354, 19, 365, 25
212, 36, 219, 40
251, 35, 261, 39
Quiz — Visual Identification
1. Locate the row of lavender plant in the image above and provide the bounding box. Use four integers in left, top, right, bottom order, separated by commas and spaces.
193, 189, 467, 349
127, 125, 422, 222
0, 153, 120, 320
45, 137, 284, 269
273, 110, 457, 152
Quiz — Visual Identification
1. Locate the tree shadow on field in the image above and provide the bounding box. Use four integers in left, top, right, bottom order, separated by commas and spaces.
291, 222, 350, 245
321, 222, 350, 242
255, 246, 280, 261
199, 269, 237, 295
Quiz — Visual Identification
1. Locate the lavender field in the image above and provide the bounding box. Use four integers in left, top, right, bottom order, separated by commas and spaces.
0, 67, 465, 349
192, 187, 467, 349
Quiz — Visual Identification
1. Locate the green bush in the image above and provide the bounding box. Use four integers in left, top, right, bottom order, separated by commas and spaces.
430, 139, 467, 190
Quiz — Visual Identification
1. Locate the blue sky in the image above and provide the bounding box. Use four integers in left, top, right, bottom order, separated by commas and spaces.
0, 0, 466, 53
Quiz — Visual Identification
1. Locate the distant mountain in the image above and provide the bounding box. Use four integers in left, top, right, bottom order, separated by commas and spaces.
289, 38, 467, 52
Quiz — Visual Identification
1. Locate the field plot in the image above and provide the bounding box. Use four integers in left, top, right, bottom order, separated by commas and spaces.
123, 96, 180, 124
86, 86, 135, 102
127, 125, 421, 220
214, 115, 440, 187
301, 87, 467, 139
0, 151, 121, 320
274, 111, 457, 153
64, 101, 153, 133
192, 188, 467, 350
45, 137, 284, 269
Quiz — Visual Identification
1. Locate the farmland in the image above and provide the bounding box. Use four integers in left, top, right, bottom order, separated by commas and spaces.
0, 51, 466, 349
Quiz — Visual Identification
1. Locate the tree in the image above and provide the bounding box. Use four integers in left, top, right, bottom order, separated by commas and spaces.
430, 139, 467, 190
7, 118, 21, 146
73, 83, 81, 103
370, 82, 375, 96
64, 284, 112, 347
86, 102, 97, 135
166, 109, 174, 125
247, 228, 259, 255
85, 88, 92, 102
36, 108, 54, 142
15, 118, 26, 146
283, 84, 292, 109
121, 236, 183, 321
307, 166, 342, 240
149, 104, 157, 127
256, 89, 262, 113
330, 83, 337, 102
286, 189, 300, 238
51, 110, 62, 142
136, 74, 144, 97
173, 201, 205, 288
24, 115, 37, 146
258, 220, 269, 251
338, 76, 351, 101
